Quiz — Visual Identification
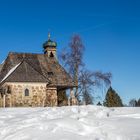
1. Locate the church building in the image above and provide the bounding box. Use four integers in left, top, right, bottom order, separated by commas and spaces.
0, 34, 77, 107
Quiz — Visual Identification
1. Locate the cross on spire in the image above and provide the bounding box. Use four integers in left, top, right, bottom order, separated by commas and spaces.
48, 32, 51, 40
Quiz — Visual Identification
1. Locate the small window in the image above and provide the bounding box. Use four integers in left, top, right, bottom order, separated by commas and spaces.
48, 72, 53, 76
50, 52, 54, 57
7, 86, 11, 94
25, 89, 29, 96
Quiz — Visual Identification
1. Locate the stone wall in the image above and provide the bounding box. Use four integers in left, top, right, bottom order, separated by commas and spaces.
0, 82, 57, 107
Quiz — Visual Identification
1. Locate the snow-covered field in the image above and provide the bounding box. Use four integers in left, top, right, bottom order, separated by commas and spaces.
0, 106, 140, 140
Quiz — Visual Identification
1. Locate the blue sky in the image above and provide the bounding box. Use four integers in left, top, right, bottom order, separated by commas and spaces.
0, 0, 140, 104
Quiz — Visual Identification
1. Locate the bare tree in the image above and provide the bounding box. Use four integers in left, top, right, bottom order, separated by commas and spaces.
129, 99, 137, 107
60, 35, 84, 97
78, 69, 94, 104
78, 69, 111, 105
59, 34, 111, 104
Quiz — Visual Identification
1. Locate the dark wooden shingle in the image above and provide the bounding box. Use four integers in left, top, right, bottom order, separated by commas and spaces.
0, 52, 74, 88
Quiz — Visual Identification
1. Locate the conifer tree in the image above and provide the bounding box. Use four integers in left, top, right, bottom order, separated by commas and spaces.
97, 101, 102, 106
104, 87, 123, 107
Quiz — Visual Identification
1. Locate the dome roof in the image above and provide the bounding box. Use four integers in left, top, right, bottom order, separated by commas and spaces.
43, 39, 57, 48
43, 33, 57, 48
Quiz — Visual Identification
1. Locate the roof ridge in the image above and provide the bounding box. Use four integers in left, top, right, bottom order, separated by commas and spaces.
8, 52, 46, 55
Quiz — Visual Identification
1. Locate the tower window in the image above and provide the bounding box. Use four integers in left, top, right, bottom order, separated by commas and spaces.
25, 89, 29, 96
48, 72, 53, 76
50, 52, 54, 57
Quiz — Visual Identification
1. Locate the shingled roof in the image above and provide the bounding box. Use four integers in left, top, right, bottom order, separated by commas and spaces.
0, 52, 74, 88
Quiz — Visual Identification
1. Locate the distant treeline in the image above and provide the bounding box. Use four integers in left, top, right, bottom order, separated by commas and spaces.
129, 98, 140, 107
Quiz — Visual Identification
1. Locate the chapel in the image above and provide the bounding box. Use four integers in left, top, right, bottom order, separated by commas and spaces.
0, 34, 77, 107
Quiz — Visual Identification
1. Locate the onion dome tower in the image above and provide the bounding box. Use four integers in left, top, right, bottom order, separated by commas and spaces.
43, 33, 57, 58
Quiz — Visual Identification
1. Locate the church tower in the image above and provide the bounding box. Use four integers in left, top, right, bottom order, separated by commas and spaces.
43, 33, 57, 58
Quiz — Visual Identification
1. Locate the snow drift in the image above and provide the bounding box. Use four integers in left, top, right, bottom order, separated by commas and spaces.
0, 106, 140, 140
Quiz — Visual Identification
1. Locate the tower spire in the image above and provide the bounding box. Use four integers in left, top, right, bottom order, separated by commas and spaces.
43, 33, 57, 58
48, 32, 51, 40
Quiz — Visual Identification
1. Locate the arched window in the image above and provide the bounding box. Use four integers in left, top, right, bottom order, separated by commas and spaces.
25, 89, 29, 96
7, 86, 11, 94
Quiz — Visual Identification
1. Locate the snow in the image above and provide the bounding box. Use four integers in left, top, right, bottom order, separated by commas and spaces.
0, 106, 140, 140
0, 63, 21, 83
1, 60, 5, 64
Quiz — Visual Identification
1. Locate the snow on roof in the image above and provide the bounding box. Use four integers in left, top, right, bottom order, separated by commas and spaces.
1, 60, 5, 64
0, 60, 5, 72
0, 62, 21, 83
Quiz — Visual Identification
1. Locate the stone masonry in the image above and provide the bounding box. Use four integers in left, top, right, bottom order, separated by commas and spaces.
0, 82, 57, 107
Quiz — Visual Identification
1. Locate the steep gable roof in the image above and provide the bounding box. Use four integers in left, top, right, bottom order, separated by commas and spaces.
0, 52, 74, 88
1, 60, 49, 83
